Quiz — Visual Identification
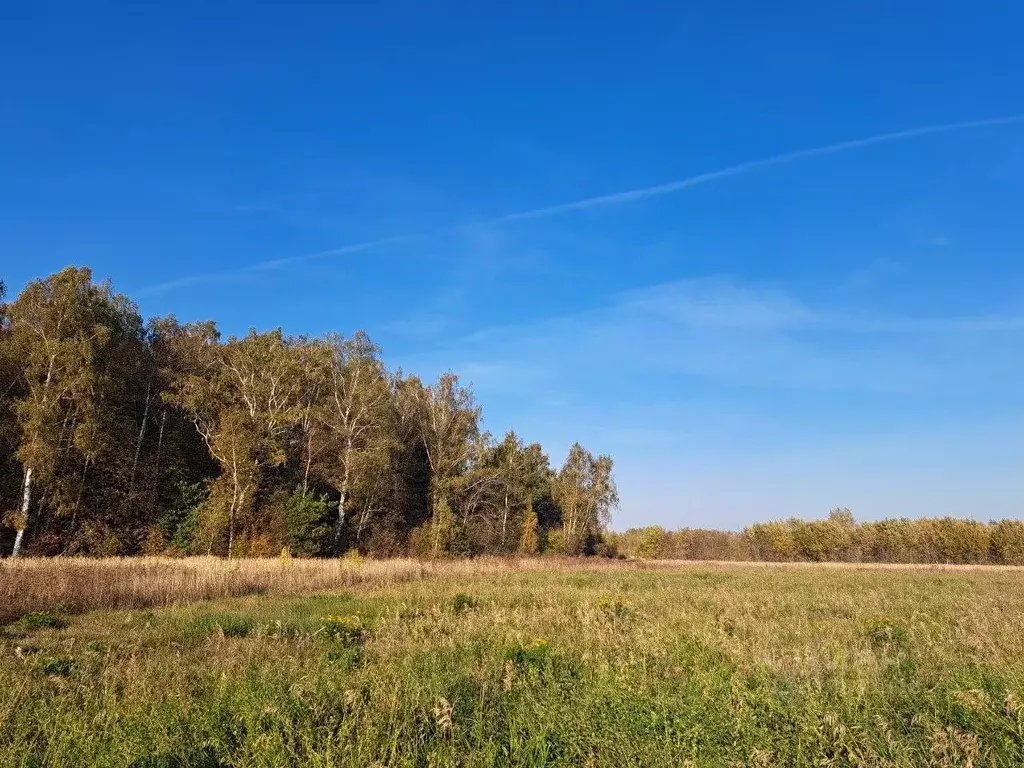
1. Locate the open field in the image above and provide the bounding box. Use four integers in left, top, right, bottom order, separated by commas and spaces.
3, 559, 1024, 766
0, 556, 552, 626
4, 556, 1020, 626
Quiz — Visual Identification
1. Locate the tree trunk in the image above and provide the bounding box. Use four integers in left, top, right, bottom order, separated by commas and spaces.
334, 490, 347, 551
226, 465, 239, 559
150, 410, 166, 506
128, 376, 152, 495
227, 486, 240, 559
12, 467, 33, 557
501, 489, 510, 550
334, 444, 352, 552
302, 415, 314, 495
356, 503, 370, 544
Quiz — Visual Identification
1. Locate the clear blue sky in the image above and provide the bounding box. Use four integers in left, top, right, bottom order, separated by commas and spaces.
3, 2, 1024, 529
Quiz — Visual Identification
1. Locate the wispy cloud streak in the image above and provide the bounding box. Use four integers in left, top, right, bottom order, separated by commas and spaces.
489, 114, 1024, 222
134, 234, 423, 296
137, 114, 1024, 296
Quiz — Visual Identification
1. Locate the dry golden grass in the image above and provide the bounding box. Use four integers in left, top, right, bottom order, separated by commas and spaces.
0, 555, 651, 624
648, 558, 1024, 571
5, 560, 1024, 765
0, 556, 441, 623
4, 553, 1019, 626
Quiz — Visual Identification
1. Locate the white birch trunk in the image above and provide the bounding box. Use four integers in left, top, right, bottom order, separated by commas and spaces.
12, 467, 33, 557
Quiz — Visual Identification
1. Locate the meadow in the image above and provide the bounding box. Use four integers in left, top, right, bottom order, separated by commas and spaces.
3, 558, 1024, 766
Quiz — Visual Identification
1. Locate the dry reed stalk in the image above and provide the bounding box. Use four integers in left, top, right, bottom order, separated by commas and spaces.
0, 556, 628, 623
3, 555, 1017, 624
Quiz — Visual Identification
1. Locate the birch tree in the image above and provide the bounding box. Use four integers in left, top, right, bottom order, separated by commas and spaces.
462, 430, 551, 552
0, 281, 20, 534
6, 268, 112, 556
553, 443, 618, 555
314, 331, 390, 552
167, 327, 305, 557
488, 431, 550, 551
417, 373, 480, 554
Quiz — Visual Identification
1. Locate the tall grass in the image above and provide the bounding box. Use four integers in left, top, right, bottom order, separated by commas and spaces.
3, 562, 1024, 765
0, 556, 651, 624
4, 555, 1020, 625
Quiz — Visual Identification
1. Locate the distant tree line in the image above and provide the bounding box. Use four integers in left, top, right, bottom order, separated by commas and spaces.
0, 267, 618, 558
612, 508, 1024, 565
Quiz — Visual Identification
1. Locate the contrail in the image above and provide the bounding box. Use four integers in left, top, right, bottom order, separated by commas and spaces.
134, 234, 423, 296
137, 113, 1024, 296
489, 114, 1024, 222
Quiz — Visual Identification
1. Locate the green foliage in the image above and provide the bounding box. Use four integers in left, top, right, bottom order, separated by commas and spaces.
7, 264, 1017, 569
553, 443, 617, 555
320, 614, 365, 645
190, 614, 256, 638
159, 481, 207, 553
505, 638, 552, 672
0, 267, 606, 559
926, 517, 991, 564
990, 519, 1024, 565
450, 593, 478, 614
36, 656, 75, 676
634, 525, 666, 559
746, 520, 797, 561
543, 526, 565, 555
282, 487, 333, 558
6, 565, 1024, 765
429, 496, 465, 557
791, 518, 852, 561
18, 610, 67, 630
622, 511, 1024, 566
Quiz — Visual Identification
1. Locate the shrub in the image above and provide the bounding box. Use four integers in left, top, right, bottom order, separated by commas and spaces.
746, 521, 797, 561
341, 549, 366, 565
634, 526, 666, 559
451, 593, 478, 614
158, 480, 208, 554
18, 611, 67, 630
37, 656, 74, 676
544, 527, 565, 555
990, 520, 1024, 565
429, 497, 465, 557
283, 487, 334, 558
191, 614, 255, 638
505, 638, 551, 671
792, 518, 851, 562
928, 518, 990, 564
321, 615, 365, 645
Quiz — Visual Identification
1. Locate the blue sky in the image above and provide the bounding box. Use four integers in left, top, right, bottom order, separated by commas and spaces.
3, 2, 1024, 528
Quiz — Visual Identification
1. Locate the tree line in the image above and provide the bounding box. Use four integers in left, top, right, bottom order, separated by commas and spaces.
612, 508, 1024, 565
0, 267, 618, 558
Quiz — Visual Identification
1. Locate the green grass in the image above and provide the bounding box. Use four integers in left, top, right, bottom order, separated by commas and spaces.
3, 564, 1024, 766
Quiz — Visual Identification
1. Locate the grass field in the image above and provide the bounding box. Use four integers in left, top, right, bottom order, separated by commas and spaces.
3, 559, 1024, 766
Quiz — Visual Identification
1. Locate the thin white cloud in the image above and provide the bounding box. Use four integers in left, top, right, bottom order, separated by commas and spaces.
388, 276, 1024, 526
627, 277, 1024, 334
623, 278, 819, 331
137, 113, 1024, 296
397, 276, 1024, 396
134, 234, 422, 297
489, 114, 1024, 222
